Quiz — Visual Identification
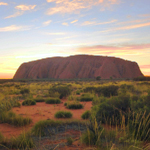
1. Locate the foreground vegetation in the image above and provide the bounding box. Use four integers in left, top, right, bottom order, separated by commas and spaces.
0, 79, 150, 149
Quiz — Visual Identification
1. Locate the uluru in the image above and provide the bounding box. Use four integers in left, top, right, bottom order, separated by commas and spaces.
13, 55, 143, 79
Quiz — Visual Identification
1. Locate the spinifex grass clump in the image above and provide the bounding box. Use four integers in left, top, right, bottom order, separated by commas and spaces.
0, 98, 18, 113
65, 101, 83, 109
80, 93, 93, 101
55, 111, 72, 118
13, 101, 21, 107
81, 110, 91, 119
31, 120, 62, 136
128, 111, 150, 141
4, 132, 34, 149
22, 99, 36, 106
0, 111, 32, 126
45, 98, 61, 104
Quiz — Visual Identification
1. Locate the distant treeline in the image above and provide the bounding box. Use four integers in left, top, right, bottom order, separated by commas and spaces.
133, 76, 150, 81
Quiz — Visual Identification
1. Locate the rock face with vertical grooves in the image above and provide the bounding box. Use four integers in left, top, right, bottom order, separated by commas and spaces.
13, 55, 143, 79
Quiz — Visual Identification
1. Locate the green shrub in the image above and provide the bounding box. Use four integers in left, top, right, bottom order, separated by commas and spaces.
55, 111, 72, 118
20, 88, 30, 95
96, 85, 119, 97
13, 101, 21, 107
109, 95, 131, 112
0, 111, 32, 126
64, 102, 67, 106
22, 99, 36, 106
45, 98, 61, 104
49, 85, 71, 99
67, 137, 74, 145
76, 90, 80, 95
65, 101, 83, 109
80, 93, 93, 101
0, 132, 4, 144
34, 98, 45, 102
95, 102, 121, 125
81, 110, 91, 119
83, 86, 96, 93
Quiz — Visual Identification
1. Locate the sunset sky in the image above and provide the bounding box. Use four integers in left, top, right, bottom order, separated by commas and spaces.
0, 0, 150, 79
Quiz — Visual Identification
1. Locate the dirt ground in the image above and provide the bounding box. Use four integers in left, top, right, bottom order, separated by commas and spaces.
0, 99, 92, 138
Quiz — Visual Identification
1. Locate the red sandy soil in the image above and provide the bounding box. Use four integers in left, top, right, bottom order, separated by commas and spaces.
0, 99, 92, 138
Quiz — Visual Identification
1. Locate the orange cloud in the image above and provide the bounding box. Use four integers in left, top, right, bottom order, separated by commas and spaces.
15, 5, 36, 11
0, 2, 8, 5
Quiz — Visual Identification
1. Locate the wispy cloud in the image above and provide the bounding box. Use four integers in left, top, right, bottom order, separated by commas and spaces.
45, 32, 65, 35
62, 22, 69, 26
81, 19, 117, 26
43, 20, 52, 26
116, 22, 150, 30
100, 21, 150, 33
140, 65, 150, 69
15, 5, 36, 11
46, 0, 120, 15
5, 4, 36, 19
0, 2, 8, 5
5, 11, 24, 19
139, 14, 150, 18
0, 25, 31, 32
71, 20, 78, 24
76, 43, 150, 56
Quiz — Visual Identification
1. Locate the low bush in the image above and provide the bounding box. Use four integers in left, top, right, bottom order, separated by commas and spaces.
34, 98, 45, 102
0, 111, 32, 127
20, 88, 30, 95
55, 111, 72, 118
96, 85, 119, 97
45, 98, 61, 104
81, 110, 91, 119
83, 86, 96, 93
76, 90, 80, 95
22, 99, 36, 106
13, 101, 21, 107
49, 85, 71, 99
67, 137, 74, 145
0, 132, 4, 144
95, 102, 121, 125
80, 93, 93, 101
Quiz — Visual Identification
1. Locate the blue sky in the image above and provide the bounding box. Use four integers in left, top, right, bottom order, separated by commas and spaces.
0, 0, 150, 78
